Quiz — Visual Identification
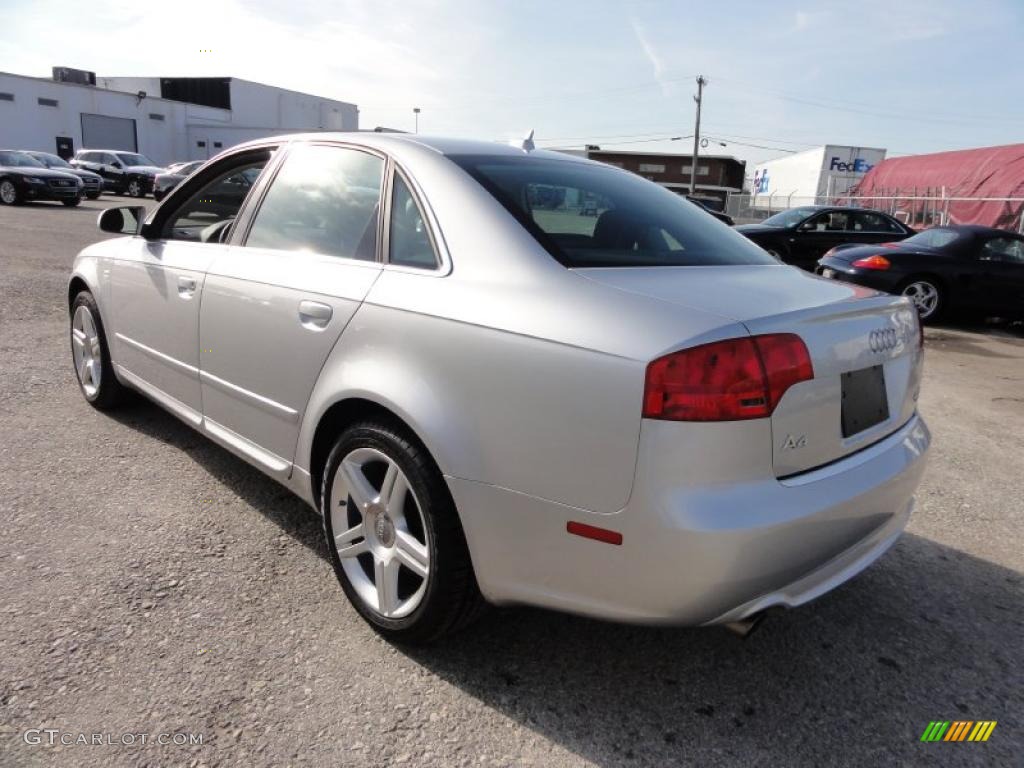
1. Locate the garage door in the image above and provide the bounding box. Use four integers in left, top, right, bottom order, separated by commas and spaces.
80, 113, 137, 151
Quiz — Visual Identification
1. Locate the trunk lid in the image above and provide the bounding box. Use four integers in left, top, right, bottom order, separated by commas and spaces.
576, 265, 924, 476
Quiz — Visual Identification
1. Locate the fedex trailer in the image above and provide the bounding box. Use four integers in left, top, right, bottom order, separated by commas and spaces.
750, 145, 886, 208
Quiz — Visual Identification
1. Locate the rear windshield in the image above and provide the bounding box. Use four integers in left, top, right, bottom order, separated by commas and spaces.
902, 228, 960, 249
450, 154, 777, 268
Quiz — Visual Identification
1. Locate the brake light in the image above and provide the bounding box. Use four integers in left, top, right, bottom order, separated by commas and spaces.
643, 334, 813, 421
852, 255, 891, 270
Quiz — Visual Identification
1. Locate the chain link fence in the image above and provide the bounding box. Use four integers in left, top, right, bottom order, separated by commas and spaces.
726, 193, 1024, 232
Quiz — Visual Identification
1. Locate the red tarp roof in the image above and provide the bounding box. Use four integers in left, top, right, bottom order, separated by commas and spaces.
851, 143, 1024, 230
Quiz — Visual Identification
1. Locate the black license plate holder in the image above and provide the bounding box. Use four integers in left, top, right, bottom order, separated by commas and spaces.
841, 365, 889, 437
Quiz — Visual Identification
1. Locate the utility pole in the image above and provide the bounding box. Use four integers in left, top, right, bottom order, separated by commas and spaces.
690, 75, 707, 196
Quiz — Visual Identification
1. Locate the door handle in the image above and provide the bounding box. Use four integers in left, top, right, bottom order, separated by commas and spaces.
298, 300, 332, 330
177, 276, 197, 298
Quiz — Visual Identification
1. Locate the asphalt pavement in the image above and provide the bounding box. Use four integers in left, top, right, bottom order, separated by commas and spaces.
1, 197, 1021, 767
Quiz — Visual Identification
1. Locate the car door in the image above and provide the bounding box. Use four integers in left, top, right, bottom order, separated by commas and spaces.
107, 150, 272, 426
975, 236, 1024, 314
791, 210, 852, 268
197, 142, 386, 477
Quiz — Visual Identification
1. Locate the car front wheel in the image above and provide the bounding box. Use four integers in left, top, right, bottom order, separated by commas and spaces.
70, 291, 128, 409
322, 420, 484, 644
0, 179, 20, 205
62, 197, 81, 207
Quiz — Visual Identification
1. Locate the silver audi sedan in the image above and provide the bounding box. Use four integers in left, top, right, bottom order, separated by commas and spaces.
68, 133, 930, 642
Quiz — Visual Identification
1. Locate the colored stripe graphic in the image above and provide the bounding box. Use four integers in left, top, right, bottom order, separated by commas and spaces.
922, 720, 997, 743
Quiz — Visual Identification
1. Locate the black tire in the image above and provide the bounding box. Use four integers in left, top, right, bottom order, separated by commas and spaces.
86, 192, 101, 200
70, 290, 129, 410
0, 178, 21, 205
898, 276, 945, 324
321, 420, 485, 644
62, 197, 82, 207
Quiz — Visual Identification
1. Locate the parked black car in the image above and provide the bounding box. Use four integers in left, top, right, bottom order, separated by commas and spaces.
816, 225, 1024, 322
71, 149, 163, 197
686, 197, 734, 226
0, 150, 83, 206
735, 206, 913, 269
153, 160, 204, 201
25, 151, 104, 199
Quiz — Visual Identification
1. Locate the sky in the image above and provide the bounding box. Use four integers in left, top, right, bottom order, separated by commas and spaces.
3, 0, 1024, 168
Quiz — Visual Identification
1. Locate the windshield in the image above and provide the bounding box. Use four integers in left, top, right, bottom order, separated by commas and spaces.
451, 154, 778, 268
0, 151, 46, 168
32, 152, 70, 168
761, 207, 820, 228
115, 152, 156, 166
902, 228, 961, 249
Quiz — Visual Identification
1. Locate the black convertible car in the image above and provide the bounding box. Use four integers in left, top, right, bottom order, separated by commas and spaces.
816, 225, 1024, 322
736, 206, 914, 269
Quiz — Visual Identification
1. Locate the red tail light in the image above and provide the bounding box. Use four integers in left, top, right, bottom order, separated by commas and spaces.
852, 255, 891, 270
643, 334, 813, 421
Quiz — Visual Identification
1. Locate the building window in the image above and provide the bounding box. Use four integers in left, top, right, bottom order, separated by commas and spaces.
213, 141, 223, 148
37, 97, 58, 107
602, 161, 624, 168
196, 141, 206, 148
149, 113, 165, 121
0, 93, 13, 102
682, 164, 710, 176
639, 163, 665, 173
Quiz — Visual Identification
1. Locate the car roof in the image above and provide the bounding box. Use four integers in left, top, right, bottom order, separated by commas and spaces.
924, 224, 1021, 238
226, 132, 591, 164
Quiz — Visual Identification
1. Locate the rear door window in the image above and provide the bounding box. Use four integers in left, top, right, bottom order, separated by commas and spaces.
246, 144, 384, 261
389, 173, 439, 269
852, 211, 903, 233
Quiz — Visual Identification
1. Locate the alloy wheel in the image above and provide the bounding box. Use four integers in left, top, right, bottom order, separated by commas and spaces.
0, 180, 16, 204
127, 180, 141, 197
902, 281, 939, 319
329, 447, 430, 619
71, 305, 102, 397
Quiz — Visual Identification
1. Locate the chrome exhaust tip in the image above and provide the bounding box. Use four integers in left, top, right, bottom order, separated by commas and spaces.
723, 611, 767, 639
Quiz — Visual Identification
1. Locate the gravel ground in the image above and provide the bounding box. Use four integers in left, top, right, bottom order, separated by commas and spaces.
1, 197, 1021, 767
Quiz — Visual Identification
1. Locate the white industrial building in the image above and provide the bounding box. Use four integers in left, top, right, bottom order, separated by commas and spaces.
750, 145, 887, 208
0, 67, 359, 166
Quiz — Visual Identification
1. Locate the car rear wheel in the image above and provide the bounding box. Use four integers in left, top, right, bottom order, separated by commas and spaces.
0, 179, 20, 205
62, 198, 81, 207
86, 192, 101, 200
126, 178, 143, 198
322, 421, 484, 644
70, 291, 128, 410
900, 277, 943, 323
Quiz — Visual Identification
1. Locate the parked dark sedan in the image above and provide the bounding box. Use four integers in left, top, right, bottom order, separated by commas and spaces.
687, 197, 734, 226
736, 206, 913, 269
816, 225, 1024, 322
153, 160, 203, 201
25, 151, 104, 199
0, 150, 83, 206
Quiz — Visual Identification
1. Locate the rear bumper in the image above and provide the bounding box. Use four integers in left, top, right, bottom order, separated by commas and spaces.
816, 258, 903, 293
450, 414, 930, 626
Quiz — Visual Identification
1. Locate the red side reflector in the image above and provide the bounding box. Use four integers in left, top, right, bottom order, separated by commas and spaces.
567, 521, 623, 545
852, 255, 891, 270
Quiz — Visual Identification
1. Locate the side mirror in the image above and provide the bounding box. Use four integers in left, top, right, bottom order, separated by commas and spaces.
98, 206, 145, 235
111, 161, 123, 169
